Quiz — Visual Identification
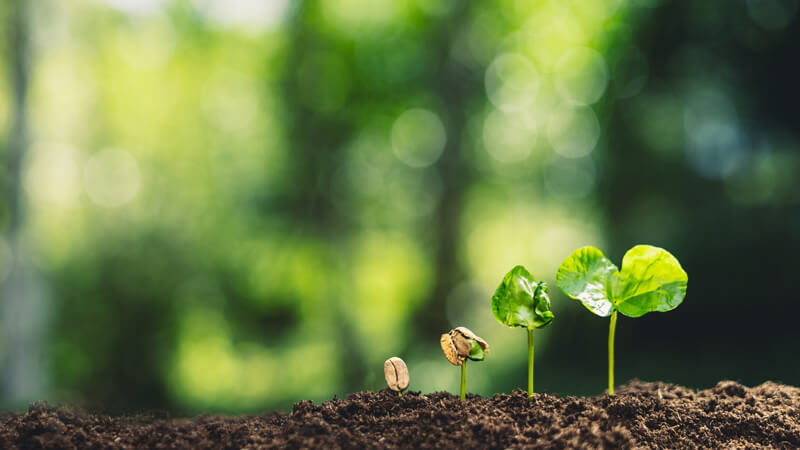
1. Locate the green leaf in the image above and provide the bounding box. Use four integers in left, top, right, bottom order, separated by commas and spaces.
613, 245, 688, 318
491, 265, 554, 330
555, 246, 617, 317
467, 339, 485, 361
556, 244, 688, 319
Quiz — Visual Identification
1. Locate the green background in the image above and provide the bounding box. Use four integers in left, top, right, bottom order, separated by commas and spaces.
0, 0, 798, 414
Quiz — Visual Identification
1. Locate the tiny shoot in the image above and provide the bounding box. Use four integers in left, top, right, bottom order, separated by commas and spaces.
491, 266, 554, 400
440, 327, 489, 401
556, 245, 688, 395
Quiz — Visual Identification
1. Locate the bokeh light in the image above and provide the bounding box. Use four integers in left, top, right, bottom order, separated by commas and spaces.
24, 143, 81, 209
485, 53, 540, 112
555, 46, 609, 105
482, 109, 537, 163
547, 104, 601, 158
391, 108, 447, 168
82, 149, 141, 208
192, 0, 291, 31
543, 155, 597, 200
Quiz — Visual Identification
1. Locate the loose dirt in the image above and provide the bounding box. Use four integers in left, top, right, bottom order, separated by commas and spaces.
1, 380, 799, 448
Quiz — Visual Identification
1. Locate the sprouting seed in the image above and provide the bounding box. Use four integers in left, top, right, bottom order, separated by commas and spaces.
440, 327, 489, 401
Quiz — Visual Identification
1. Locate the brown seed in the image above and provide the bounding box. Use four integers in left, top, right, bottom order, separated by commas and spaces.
440, 333, 463, 366
384, 357, 410, 391
453, 326, 490, 355
451, 331, 472, 356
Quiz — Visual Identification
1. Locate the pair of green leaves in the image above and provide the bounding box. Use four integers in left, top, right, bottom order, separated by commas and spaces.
491, 265, 555, 330
490, 245, 688, 325
556, 245, 688, 318
489, 246, 686, 398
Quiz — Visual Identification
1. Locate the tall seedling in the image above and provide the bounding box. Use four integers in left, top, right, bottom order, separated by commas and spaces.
491, 266, 554, 400
556, 245, 688, 395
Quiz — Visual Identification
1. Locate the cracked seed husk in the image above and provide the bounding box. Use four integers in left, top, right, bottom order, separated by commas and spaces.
441, 327, 490, 365
440, 333, 462, 366
453, 326, 490, 355
451, 332, 472, 356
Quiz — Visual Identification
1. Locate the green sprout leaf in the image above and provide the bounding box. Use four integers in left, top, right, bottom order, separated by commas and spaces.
467, 339, 485, 361
556, 245, 687, 318
613, 245, 689, 317
555, 246, 618, 317
490, 265, 554, 398
491, 265, 555, 329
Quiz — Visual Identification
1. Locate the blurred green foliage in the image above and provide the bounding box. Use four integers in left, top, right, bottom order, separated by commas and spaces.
1, 0, 799, 414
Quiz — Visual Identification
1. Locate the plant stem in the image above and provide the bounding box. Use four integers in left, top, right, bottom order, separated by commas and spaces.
527, 328, 534, 400
608, 309, 617, 396
460, 359, 467, 401
398, 391, 402, 397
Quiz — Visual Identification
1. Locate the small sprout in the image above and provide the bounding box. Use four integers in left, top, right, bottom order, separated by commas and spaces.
491, 266, 554, 400
556, 245, 688, 396
384, 357, 410, 396
440, 327, 488, 401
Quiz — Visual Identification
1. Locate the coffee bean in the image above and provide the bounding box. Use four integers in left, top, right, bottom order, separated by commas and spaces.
384, 357, 409, 392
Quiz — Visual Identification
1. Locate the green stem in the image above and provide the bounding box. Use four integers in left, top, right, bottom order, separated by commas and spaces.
527, 328, 534, 400
398, 391, 402, 397
460, 359, 467, 401
608, 309, 617, 396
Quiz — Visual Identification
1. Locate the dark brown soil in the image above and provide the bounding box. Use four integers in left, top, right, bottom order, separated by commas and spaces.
1, 380, 799, 449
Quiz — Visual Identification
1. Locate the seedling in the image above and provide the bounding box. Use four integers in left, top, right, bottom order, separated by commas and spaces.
556, 245, 688, 396
384, 357, 410, 396
440, 327, 489, 401
491, 266, 554, 400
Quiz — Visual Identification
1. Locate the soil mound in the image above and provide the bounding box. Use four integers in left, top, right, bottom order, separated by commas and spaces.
1, 380, 799, 448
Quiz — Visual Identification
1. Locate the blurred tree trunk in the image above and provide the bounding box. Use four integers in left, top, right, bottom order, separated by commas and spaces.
281, 2, 367, 393
1, 0, 46, 406
411, 0, 478, 341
